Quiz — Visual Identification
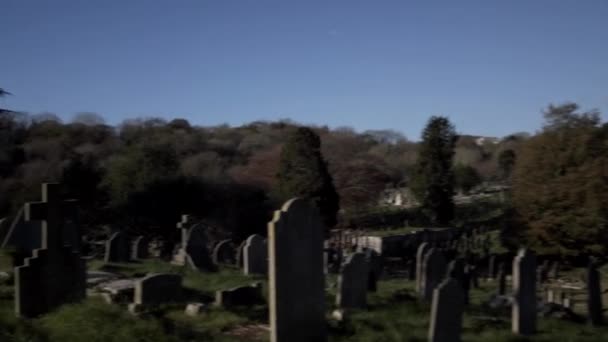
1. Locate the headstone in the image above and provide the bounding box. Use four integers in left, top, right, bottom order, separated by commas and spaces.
488, 254, 497, 279
422, 248, 447, 301
336, 252, 368, 309
497, 262, 507, 295
130, 236, 149, 260
364, 248, 382, 292
416, 242, 430, 294
587, 261, 604, 326
174, 219, 216, 272
213, 239, 235, 265
14, 183, 86, 318
268, 198, 326, 342
215, 282, 264, 307
549, 261, 560, 279
512, 248, 537, 335
243, 234, 267, 275
131, 273, 182, 309
104, 231, 130, 263
428, 277, 464, 342
235, 240, 247, 268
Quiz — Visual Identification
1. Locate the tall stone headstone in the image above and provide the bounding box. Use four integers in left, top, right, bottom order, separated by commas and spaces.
587, 261, 604, 326
130, 236, 149, 260
416, 242, 430, 294
268, 198, 326, 342
336, 252, 368, 309
422, 249, 447, 301
14, 183, 86, 318
428, 277, 465, 342
512, 248, 537, 335
104, 231, 130, 263
243, 234, 267, 275
213, 239, 235, 265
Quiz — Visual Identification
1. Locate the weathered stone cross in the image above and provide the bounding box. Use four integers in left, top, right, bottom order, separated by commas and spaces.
24, 183, 76, 252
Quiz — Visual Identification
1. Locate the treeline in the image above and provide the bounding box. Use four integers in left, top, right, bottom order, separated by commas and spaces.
0, 107, 520, 239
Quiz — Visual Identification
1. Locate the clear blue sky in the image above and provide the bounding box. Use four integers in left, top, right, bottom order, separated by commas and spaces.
1, 1, 607, 139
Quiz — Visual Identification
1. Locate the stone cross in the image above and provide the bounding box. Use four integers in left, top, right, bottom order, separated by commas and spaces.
15, 183, 85, 318
512, 248, 537, 335
587, 261, 604, 326
336, 252, 368, 309
268, 198, 326, 342
428, 277, 465, 342
176, 215, 192, 247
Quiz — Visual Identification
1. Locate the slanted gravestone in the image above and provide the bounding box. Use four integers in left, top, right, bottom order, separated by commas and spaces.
428, 277, 464, 342
129, 273, 182, 312
268, 198, 326, 342
512, 248, 537, 335
213, 239, 235, 265
244, 234, 267, 275
586, 261, 604, 326
416, 242, 430, 295
14, 183, 86, 318
215, 282, 264, 307
104, 231, 130, 263
336, 252, 368, 309
130, 236, 149, 260
422, 248, 447, 301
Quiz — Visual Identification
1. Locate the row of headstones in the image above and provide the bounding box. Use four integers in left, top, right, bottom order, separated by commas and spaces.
104, 232, 149, 263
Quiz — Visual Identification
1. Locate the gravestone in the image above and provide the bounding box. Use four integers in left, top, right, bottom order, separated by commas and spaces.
131, 273, 182, 309
488, 254, 497, 279
235, 240, 247, 268
213, 239, 235, 265
104, 231, 130, 263
428, 277, 464, 342
587, 261, 604, 326
365, 248, 382, 292
173, 217, 216, 272
268, 198, 326, 342
14, 183, 86, 318
215, 282, 264, 307
497, 262, 506, 295
549, 261, 560, 279
244, 234, 267, 275
512, 248, 537, 335
416, 242, 430, 294
130, 236, 149, 260
422, 248, 447, 301
336, 252, 368, 309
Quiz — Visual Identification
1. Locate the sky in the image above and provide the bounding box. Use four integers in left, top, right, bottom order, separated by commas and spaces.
1, 1, 607, 140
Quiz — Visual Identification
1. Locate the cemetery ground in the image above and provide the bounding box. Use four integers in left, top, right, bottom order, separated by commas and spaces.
2, 253, 608, 342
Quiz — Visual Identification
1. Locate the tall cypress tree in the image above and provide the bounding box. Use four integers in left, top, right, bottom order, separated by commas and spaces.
276, 127, 340, 228
411, 116, 457, 225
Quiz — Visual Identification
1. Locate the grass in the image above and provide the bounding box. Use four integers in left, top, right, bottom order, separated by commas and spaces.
2, 258, 608, 341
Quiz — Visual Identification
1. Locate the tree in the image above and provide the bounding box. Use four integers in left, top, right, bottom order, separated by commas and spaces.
411, 116, 457, 225
454, 164, 482, 194
497, 149, 516, 179
276, 127, 340, 228
511, 103, 608, 258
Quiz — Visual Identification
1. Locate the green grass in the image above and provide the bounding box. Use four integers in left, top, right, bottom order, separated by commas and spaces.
2, 258, 608, 341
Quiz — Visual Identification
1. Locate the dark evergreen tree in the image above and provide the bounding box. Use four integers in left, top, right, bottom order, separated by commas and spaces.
276, 127, 340, 228
411, 116, 457, 225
